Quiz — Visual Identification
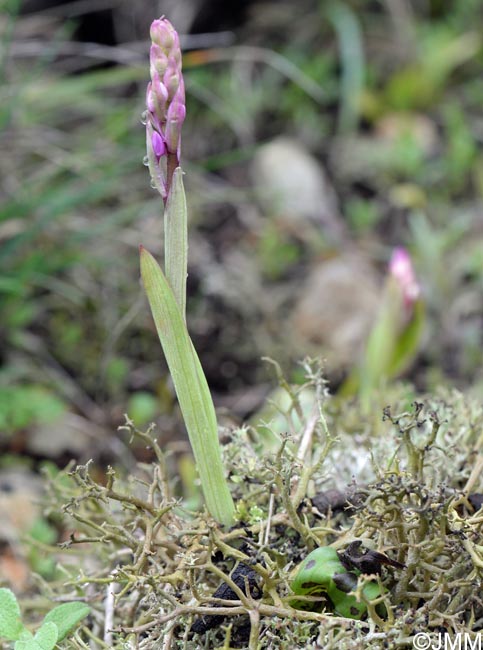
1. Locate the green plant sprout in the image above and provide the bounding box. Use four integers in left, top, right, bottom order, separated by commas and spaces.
343, 247, 425, 409
0, 588, 89, 650
139, 18, 234, 526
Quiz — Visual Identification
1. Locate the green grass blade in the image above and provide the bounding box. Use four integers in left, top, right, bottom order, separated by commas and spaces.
327, 1, 365, 132
164, 167, 187, 320
140, 246, 234, 526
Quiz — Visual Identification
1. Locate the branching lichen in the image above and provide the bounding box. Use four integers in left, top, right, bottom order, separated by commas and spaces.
37, 364, 483, 649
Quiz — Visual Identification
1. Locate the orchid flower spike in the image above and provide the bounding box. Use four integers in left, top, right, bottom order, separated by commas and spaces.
145, 17, 186, 200
389, 247, 421, 311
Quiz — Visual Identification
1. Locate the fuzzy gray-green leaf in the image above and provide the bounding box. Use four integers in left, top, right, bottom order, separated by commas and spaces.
43, 602, 90, 642
14, 631, 43, 650
0, 588, 24, 641
33, 622, 58, 650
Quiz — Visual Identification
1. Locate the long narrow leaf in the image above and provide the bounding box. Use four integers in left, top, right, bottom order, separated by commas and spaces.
140, 246, 234, 526
327, 1, 364, 132
164, 167, 187, 320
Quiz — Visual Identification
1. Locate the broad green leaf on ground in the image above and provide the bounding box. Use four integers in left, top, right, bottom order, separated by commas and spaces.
140, 246, 234, 526
44, 602, 90, 642
0, 588, 24, 641
15, 630, 42, 650
33, 622, 58, 650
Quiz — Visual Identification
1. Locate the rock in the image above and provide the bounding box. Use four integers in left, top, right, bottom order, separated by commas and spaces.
27, 412, 105, 459
0, 470, 43, 543
252, 137, 345, 243
292, 253, 381, 369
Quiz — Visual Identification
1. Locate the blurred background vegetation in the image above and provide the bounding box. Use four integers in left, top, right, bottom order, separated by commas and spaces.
1, 0, 483, 484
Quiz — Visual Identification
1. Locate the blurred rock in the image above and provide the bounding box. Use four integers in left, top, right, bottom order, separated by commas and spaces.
252, 137, 345, 243
330, 136, 393, 184
0, 470, 43, 543
0, 546, 30, 591
292, 254, 381, 368
27, 412, 105, 458
0, 470, 52, 589
376, 113, 438, 156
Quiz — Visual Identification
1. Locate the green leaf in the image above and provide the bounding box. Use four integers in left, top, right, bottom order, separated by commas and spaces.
140, 246, 235, 526
0, 385, 66, 433
43, 602, 90, 642
326, 1, 364, 132
0, 588, 24, 641
15, 630, 42, 650
33, 622, 58, 650
359, 281, 401, 409
387, 299, 425, 377
164, 167, 187, 320
127, 391, 159, 426
290, 547, 383, 620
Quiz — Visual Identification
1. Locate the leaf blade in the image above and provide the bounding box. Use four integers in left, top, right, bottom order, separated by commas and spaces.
33, 622, 58, 650
0, 588, 24, 641
140, 246, 234, 525
43, 602, 90, 642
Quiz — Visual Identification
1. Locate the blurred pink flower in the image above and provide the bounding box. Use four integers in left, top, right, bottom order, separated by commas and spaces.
389, 247, 421, 309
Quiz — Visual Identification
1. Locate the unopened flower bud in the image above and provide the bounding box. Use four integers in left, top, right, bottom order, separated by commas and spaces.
150, 45, 168, 76
165, 98, 186, 156
152, 130, 166, 160
389, 247, 421, 310
150, 72, 168, 121
164, 58, 181, 101
150, 18, 176, 50
144, 17, 186, 199
146, 121, 167, 198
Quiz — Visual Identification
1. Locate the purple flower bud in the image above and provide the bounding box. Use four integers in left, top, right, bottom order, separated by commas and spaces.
389, 247, 421, 309
165, 98, 186, 156
145, 17, 185, 198
152, 130, 166, 159
150, 44, 168, 76
146, 120, 167, 199
150, 18, 176, 50
150, 72, 168, 119
163, 57, 181, 101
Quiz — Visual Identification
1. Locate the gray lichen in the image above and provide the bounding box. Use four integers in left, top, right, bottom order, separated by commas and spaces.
40, 363, 483, 649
